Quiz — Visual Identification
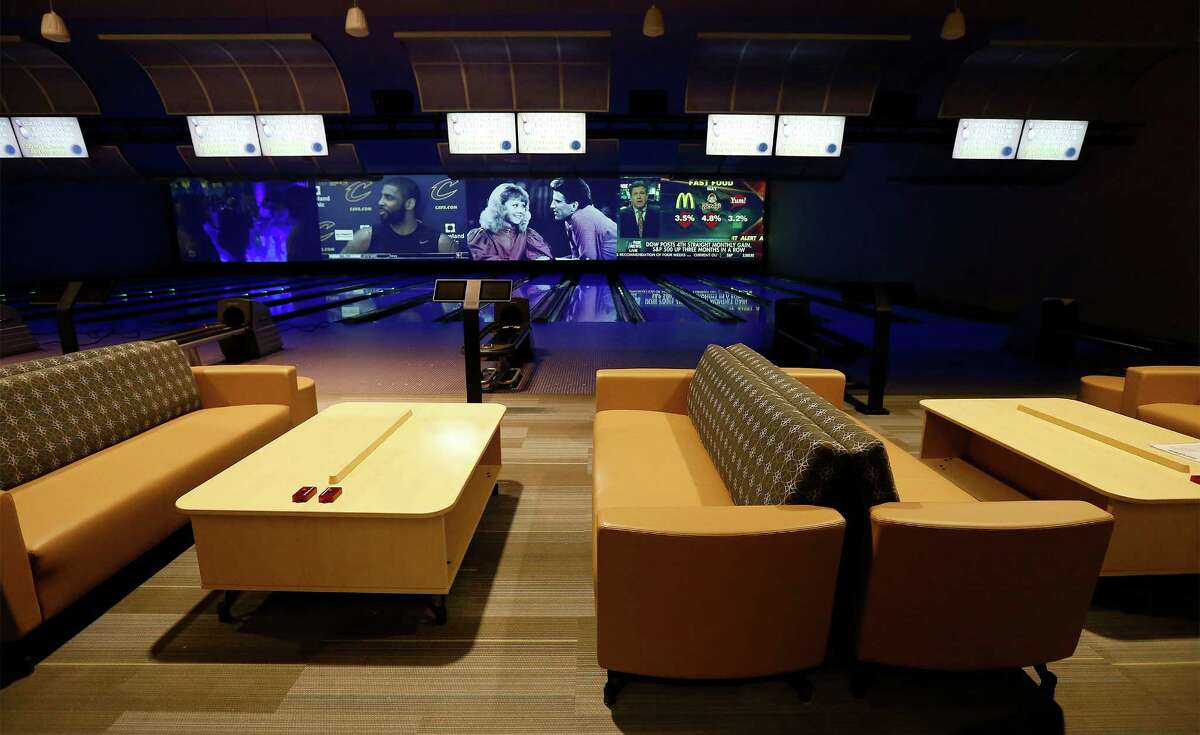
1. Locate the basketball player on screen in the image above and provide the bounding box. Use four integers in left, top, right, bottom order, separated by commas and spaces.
341, 176, 454, 255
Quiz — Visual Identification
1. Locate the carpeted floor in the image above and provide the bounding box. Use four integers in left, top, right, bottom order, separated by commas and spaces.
2, 395, 1196, 734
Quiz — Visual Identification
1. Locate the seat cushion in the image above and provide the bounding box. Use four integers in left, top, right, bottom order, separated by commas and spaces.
686, 345, 844, 507
1079, 375, 1125, 413
9, 404, 290, 620
594, 410, 733, 513
1137, 403, 1200, 439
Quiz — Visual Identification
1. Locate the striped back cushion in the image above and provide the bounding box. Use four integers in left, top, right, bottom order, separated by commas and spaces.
0, 341, 200, 489
727, 343, 898, 507
686, 344, 845, 507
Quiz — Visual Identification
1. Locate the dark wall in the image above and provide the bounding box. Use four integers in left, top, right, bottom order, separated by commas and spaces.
767, 55, 1200, 344
0, 180, 173, 283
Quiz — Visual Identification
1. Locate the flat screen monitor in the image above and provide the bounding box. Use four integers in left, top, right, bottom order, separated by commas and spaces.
11, 117, 87, 158
174, 174, 767, 262
433, 279, 468, 302
0, 118, 21, 158
188, 116, 261, 157
705, 114, 776, 156
517, 112, 586, 154
952, 118, 1023, 160
1017, 120, 1088, 161
256, 114, 328, 157
170, 179, 321, 262
447, 112, 517, 155
478, 279, 513, 302
775, 115, 845, 157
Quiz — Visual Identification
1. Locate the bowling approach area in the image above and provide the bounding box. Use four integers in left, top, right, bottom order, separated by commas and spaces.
1, 268, 1197, 734
1, 1, 1198, 733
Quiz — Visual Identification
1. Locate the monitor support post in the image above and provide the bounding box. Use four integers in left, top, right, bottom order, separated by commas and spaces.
56, 281, 84, 354
462, 280, 483, 404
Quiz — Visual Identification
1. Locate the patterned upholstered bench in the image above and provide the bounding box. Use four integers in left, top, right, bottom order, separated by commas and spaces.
592, 343, 1112, 704
0, 341, 311, 647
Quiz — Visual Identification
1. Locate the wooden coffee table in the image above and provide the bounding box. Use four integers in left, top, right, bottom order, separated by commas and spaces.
921, 398, 1200, 576
176, 401, 505, 623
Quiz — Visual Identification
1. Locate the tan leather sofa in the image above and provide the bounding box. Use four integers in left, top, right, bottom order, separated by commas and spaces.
0, 341, 313, 645
1079, 366, 1200, 437
594, 362, 848, 706
594, 344, 1112, 703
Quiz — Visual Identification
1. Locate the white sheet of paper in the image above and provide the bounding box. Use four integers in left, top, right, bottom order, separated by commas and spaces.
1150, 442, 1200, 462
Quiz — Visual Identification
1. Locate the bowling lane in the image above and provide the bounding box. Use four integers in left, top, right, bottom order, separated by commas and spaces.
559, 272, 619, 322
663, 274, 763, 321
617, 274, 699, 322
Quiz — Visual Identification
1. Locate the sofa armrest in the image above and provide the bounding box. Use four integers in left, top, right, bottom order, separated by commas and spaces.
1, 492, 42, 641
595, 369, 694, 414
595, 505, 845, 679
856, 501, 1113, 670
781, 368, 847, 407
192, 365, 298, 410
1121, 366, 1200, 416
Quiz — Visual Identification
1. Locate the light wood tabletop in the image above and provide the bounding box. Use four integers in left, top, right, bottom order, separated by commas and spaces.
178, 401, 506, 518
920, 398, 1200, 504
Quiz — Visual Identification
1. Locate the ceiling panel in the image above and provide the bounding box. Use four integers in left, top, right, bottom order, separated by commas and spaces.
686, 33, 908, 116
104, 34, 349, 115
398, 32, 610, 112
0, 39, 100, 115
939, 42, 1176, 120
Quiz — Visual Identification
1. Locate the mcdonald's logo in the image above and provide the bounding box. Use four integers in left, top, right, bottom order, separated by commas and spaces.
675, 191, 696, 210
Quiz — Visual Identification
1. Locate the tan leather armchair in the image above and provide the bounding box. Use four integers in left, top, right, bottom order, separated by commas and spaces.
1080, 366, 1200, 437
853, 501, 1113, 695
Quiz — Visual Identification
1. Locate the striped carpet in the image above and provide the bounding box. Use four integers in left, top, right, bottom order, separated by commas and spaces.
2, 395, 1197, 734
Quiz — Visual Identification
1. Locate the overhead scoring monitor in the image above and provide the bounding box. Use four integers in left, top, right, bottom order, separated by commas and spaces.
447, 113, 518, 155
705, 114, 776, 156
1017, 120, 1088, 161
953, 119, 1023, 160
517, 112, 586, 154
775, 115, 846, 157
256, 115, 328, 157
188, 116, 262, 157
0, 118, 21, 158
11, 117, 88, 158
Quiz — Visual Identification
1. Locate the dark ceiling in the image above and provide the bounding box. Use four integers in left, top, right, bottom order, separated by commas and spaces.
0, 1, 1194, 177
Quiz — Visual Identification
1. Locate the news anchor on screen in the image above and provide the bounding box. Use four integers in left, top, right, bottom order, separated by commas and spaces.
549, 177, 617, 260
340, 176, 454, 255
466, 182, 554, 260
618, 180, 660, 239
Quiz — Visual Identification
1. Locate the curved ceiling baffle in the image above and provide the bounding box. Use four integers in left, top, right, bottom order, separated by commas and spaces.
397, 31, 618, 175
0, 35, 135, 178
98, 33, 361, 177
939, 40, 1179, 121
680, 32, 910, 169
685, 32, 911, 115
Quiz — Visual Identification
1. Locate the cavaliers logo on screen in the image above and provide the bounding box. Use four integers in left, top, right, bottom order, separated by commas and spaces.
318, 220, 337, 242
430, 178, 461, 201
344, 181, 373, 203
